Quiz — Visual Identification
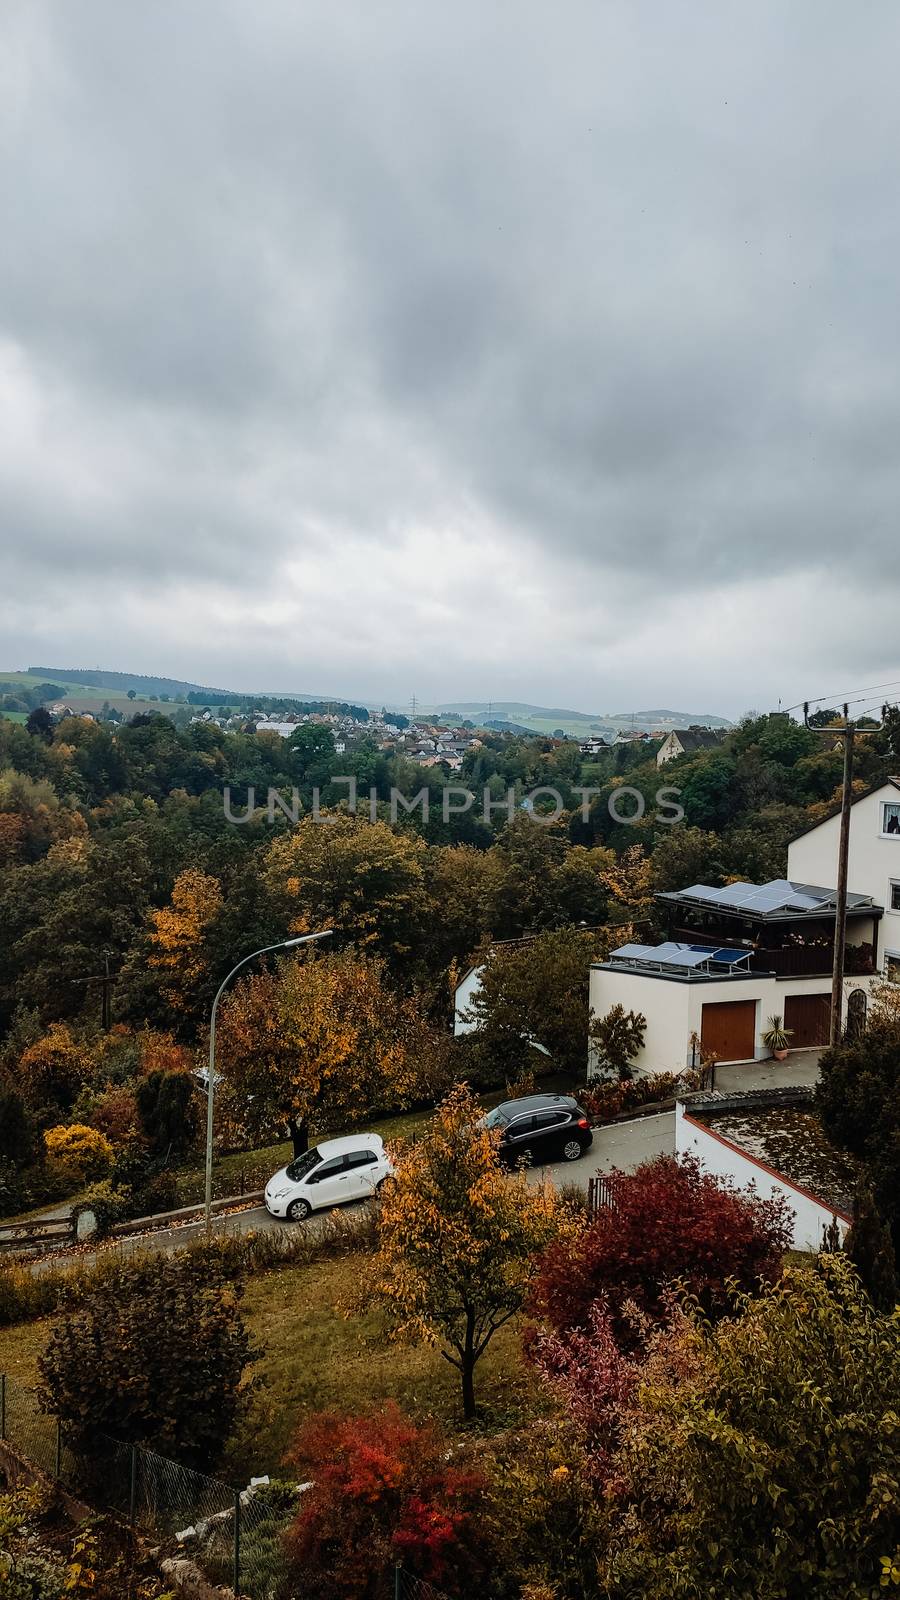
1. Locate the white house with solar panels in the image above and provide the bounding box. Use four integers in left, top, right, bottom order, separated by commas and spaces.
589, 874, 884, 1076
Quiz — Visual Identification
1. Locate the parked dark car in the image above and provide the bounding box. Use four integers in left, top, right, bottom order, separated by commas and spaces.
481, 1093, 593, 1166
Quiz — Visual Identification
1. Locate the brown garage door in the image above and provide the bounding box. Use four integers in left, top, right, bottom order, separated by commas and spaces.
783, 992, 831, 1049
701, 999, 757, 1062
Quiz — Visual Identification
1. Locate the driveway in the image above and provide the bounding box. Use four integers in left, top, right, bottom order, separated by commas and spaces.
524, 1111, 676, 1193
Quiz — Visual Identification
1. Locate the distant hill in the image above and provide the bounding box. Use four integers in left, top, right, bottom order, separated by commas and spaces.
430, 700, 732, 735
28, 668, 233, 698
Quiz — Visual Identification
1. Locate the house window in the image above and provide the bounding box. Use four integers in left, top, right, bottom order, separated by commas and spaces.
892, 882, 900, 913
886, 952, 900, 986
882, 802, 900, 836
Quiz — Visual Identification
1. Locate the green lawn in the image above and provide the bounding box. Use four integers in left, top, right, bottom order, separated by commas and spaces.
0, 1252, 545, 1484
229, 1250, 544, 1478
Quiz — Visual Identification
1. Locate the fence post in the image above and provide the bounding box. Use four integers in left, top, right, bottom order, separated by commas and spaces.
0, 1373, 5, 1442
129, 1445, 137, 1525
55, 1419, 62, 1480
233, 1492, 241, 1596
394, 1563, 402, 1600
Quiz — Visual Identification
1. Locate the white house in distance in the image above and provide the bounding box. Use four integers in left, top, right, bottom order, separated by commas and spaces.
656, 727, 724, 765
787, 776, 900, 986
589, 877, 883, 1077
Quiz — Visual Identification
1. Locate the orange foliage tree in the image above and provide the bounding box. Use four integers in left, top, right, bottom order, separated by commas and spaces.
215, 948, 429, 1146
374, 1084, 568, 1418
18, 1023, 90, 1117
148, 868, 223, 1011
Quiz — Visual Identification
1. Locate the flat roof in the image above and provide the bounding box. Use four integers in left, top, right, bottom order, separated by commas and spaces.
600, 939, 758, 981
657, 877, 881, 922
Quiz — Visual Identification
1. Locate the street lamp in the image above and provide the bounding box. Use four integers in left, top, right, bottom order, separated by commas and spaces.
204, 930, 333, 1232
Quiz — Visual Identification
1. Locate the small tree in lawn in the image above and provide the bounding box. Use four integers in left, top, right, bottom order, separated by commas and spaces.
589, 1004, 646, 1079
374, 1084, 565, 1418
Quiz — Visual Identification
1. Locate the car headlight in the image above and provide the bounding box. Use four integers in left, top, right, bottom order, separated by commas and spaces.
269, 1187, 290, 1199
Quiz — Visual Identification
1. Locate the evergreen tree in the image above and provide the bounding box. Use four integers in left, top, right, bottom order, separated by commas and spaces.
845, 1183, 899, 1312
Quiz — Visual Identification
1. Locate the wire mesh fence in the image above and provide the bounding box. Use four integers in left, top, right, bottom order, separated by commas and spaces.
0, 1374, 290, 1598
394, 1566, 453, 1600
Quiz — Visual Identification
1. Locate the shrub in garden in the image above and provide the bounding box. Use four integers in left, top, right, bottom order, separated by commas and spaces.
43, 1123, 114, 1187
607, 1259, 900, 1599
281, 1403, 488, 1599
37, 1248, 254, 1469
530, 1155, 791, 1344
579, 1071, 686, 1125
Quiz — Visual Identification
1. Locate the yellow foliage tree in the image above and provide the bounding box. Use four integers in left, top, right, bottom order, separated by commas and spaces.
600, 842, 655, 918
215, 948, 430, 1147
18, 1023, 89, 1114
44, 1122, 114, 1186
374, 1084, 568, 1417
148, 868, 223, 1010
265, 815, 428, 965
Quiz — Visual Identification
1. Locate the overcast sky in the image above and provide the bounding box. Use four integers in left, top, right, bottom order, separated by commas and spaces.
2, 2, 899, 717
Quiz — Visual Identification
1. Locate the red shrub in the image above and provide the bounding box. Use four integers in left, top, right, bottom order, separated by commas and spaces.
580, 1072, 685, 1125
282, 1403, 487, 1599
530, 1154, 791, 1343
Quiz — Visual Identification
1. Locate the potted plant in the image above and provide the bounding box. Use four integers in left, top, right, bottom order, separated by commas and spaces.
762, 1015, 793, 1061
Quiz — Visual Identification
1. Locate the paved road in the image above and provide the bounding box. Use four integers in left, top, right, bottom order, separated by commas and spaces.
33, 1111, 676, 1272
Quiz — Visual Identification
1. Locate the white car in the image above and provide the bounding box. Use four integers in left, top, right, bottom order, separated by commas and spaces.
264, 1133, 393, 1221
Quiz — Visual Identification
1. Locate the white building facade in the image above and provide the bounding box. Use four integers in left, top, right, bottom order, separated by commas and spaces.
589, 877, 883, 1076
787, 778, 900, 985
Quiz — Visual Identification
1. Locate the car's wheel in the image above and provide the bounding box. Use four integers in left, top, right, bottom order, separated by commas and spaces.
561, 1138, 584, 1162
287, 1197, 312, 1221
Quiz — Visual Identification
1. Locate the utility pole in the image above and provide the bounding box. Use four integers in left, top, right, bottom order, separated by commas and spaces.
804, 702, 884, 1045
72, 949, 114, 1031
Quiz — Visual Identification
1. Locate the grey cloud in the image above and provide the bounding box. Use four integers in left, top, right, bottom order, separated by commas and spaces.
1, 0, 899, 709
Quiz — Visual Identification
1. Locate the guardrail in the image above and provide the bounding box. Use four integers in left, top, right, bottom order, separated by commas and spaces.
0, 1189, 266, 1257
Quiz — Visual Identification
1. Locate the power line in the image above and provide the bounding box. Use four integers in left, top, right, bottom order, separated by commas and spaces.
781, 676, 900, 716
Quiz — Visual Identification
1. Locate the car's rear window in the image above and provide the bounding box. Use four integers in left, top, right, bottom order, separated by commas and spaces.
286, 1148, 322, 1182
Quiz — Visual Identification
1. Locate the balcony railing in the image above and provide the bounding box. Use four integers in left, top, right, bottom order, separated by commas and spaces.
748, 942, 875, 979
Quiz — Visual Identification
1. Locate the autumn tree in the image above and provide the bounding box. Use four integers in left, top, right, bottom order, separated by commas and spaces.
600, 841, 655, 919
216, 947, 428, 1147
265, 815, 428, 968
608, 1259, 900, 1599
374, 1085, 565, 1418
17, 1023, 89, 1121
147, 866, 224, 1012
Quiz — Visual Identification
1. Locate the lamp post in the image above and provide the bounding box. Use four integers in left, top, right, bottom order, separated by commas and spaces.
204, 930, 333, 1232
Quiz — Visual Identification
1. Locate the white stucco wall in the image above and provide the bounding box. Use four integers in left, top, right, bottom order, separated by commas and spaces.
453, 965, 484, 1035
674, 1101, 849, 1251
589, 965, 877, 1076
788, 782, 900, 974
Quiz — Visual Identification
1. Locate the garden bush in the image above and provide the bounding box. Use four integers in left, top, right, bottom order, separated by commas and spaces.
43, 1123, 114, 1188
281, 1403, 488, 1599
37, 1248, 254, 1469
530, 1154, 791, 1344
